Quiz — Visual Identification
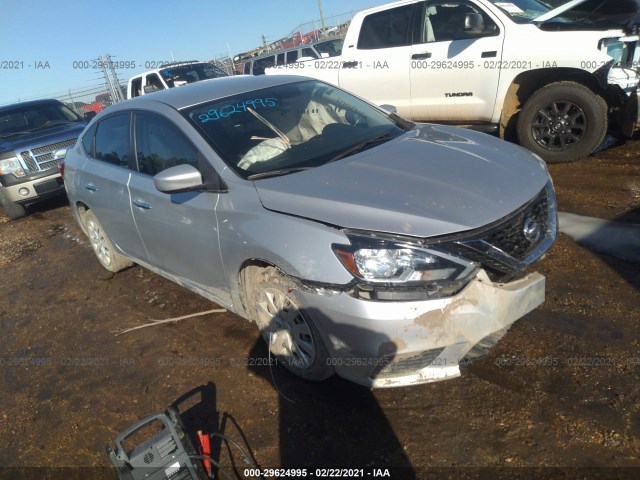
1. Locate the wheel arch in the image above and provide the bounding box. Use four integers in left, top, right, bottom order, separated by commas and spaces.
73, 201, 91, 235
499, 68, 608, 142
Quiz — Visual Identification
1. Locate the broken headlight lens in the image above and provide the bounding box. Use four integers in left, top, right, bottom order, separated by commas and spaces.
333, 236, 477, 285
0, 157, 26, 177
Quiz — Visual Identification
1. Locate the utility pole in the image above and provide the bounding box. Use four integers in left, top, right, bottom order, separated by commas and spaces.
317, 0, 326, 30
106, 54, 124, 103
98, 55, 117, 104
261, 35, 268, 47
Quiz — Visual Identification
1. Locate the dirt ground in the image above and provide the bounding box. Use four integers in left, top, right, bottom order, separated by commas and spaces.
0, 138, 639, 479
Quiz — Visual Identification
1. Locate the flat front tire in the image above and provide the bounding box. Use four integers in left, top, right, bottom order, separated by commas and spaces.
517, 81, 608, 164
83, 210, 133, 272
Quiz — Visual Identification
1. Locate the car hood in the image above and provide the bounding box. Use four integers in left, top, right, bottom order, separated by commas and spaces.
0, 122, 85, 153
536, 0, 640, 28
253, 125, 551, 239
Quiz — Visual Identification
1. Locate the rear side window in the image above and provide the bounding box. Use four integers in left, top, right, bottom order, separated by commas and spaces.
253, 56, 275, 75
134, 112, 199, 176
358, 4, 413, 49
130, 77, 142, 98
81, 124, 97, 155
94, 114, 130, 167
286, 50, 298, 63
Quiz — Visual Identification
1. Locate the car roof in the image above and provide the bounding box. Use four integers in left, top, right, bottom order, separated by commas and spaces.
0, 98, 63, 112
112, 75, 314, 112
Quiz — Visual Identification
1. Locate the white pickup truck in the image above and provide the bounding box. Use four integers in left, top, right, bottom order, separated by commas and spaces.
268, 0, 640, 163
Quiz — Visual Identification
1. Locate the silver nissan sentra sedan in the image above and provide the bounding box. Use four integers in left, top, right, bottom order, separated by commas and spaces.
62, 75, 556, 388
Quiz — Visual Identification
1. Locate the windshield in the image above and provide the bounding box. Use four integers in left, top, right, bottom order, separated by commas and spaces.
160, 63, 228, 87
313, 39, 344, 57
0, 103, 82, 138
186, 80, 408, 179
489, 0, 640, 25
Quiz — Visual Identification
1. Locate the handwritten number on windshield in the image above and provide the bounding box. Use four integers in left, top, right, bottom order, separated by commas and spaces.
198, 97, 277, 123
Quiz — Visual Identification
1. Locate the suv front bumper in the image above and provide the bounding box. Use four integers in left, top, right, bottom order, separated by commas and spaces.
296, 269, 545, 388
2, 171, 65, 205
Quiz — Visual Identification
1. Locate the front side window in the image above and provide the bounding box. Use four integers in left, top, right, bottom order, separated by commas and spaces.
146, 74, 165, 92
134, 113, 198, 176
185, 80, 409, 179
94, 114, 130, 167
419, 1, 499, 43
357, 4, 413, 49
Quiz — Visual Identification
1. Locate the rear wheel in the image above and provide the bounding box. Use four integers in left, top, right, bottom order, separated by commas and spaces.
0, 190, 27, 220
517, 81, 608, 164
83, 210, 133, 272
243, 266, 334, 381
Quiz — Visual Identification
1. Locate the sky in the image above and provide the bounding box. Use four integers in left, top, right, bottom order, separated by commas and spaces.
0, 0, 386, 106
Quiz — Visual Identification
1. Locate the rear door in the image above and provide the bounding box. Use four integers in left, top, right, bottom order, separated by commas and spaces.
339, 3, 415, 117
409, 0, 505, 121
76, 113, 147, 261
128, 111, 229, 303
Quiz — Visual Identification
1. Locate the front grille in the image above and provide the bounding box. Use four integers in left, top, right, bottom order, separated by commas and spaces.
19, 138, 77, 172
373, 348, 445, 378
484, 188, 549, 260
20, 152, 38, 172
448, 183, 556, 281
31, 139, 76, 156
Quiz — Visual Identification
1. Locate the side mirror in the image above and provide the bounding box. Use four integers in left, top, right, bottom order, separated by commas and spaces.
154, 164, 204, 193
465, 13, 485, 32
84, 111, 97, 122
379, 104, 397, 115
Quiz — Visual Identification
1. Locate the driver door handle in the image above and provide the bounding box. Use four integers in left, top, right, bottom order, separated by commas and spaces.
411, 52, 432, 60
133, 199, 151, 210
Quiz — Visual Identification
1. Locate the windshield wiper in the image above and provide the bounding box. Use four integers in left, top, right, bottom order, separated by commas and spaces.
30, 119, 77, 131
0, 131, 31, 139
247, 167, 312, 180
325, 131, 396, 164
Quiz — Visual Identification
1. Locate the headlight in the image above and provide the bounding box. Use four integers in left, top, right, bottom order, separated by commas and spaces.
0, 157, 26, 177
333, 235, 477, 285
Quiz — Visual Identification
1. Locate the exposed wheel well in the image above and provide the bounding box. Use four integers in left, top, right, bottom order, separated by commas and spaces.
237, 259, 283, 321
499, 68, 608, 142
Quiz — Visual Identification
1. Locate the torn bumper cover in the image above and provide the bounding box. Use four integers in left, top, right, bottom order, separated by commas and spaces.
296, 269, 545, 388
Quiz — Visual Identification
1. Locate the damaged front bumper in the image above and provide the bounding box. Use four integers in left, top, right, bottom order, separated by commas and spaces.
296, 269, 545, 388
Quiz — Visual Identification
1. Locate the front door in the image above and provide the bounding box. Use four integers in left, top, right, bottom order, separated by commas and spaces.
128, 111, 229, 304
409, 0, 505, 122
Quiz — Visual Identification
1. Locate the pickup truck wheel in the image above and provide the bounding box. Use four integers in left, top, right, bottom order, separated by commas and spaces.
244, 266, 334, 382
517, 82, 607, 163
0, 190, 27, 220
83, 210, 133, 272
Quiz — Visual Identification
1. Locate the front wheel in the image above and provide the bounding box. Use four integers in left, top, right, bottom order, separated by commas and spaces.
244, 266, 334, 381
0, 190, 27, 220
517, 81, 608, 164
